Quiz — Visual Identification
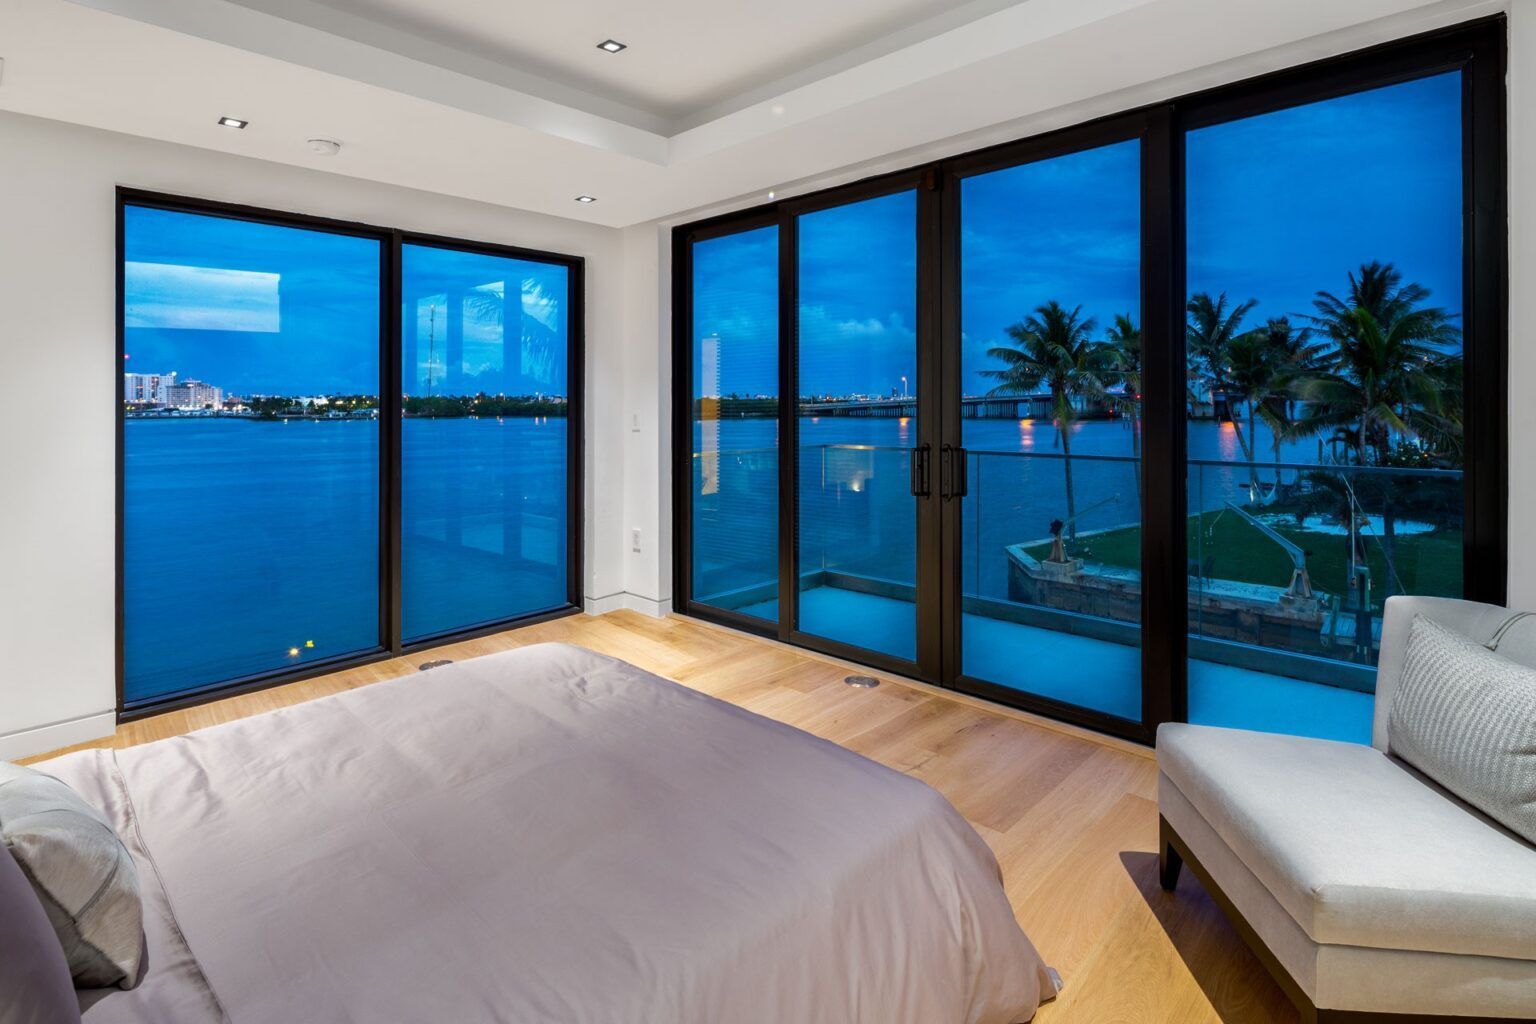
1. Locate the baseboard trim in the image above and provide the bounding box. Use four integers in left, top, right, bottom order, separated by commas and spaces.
1, 712, 116, 763
584, 592, 673, 618
622, 594, 672, 617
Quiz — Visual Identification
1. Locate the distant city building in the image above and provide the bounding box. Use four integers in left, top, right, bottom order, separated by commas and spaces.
125, 370, 223, 410
164, 379, 223, 410
124, 370, 176, 405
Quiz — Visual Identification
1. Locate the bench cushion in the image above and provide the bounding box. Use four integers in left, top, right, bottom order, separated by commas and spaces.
1390, 615, 1536, 845
1158, 722, 1536, 960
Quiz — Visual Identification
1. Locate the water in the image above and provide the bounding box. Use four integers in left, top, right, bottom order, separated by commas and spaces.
691, 415, 1329, 605
123, 417, 567, 703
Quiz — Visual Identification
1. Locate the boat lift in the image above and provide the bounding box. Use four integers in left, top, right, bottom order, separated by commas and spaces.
1222, 501, 1314, 599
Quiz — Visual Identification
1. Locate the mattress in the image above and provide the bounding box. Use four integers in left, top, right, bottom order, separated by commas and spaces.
45, 642, 1056, 1023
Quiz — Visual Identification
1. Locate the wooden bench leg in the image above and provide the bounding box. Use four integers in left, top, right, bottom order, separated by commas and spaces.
1159, 816, 1183, 891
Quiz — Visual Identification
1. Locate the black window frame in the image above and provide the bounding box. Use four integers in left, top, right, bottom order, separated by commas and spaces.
116, 189, 586, 721
670, 16, 1507, 744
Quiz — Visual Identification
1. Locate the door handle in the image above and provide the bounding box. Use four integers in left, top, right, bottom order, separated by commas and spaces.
941, 445, 969, 500
909, 444, 931, 497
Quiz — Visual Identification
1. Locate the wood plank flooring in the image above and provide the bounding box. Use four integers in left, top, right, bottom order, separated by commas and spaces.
27, 610, 1295, 1023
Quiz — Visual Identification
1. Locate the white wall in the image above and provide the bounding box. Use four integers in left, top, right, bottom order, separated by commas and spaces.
0, 110, 627, 758
1507, 1, 1536, 609
616, 223, 673, 616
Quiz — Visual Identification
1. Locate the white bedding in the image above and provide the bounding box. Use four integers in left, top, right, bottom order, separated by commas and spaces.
48, 643, 1056, 1023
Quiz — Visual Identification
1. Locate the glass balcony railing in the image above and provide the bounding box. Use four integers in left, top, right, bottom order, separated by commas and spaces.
798, 444, 918, 593
1186, 457, 1463, 685
694, 441, 1464, 729
958, 449, 1462, 689
691, 445, 780, 616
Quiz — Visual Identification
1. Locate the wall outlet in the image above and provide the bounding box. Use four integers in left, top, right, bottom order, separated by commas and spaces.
631, 527, 642, 552
631, 412, 641, 432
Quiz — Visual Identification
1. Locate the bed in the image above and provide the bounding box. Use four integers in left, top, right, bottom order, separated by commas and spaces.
39, 643, 1057, 1023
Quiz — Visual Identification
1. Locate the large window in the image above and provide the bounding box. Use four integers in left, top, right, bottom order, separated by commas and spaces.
401, 243, 573, 641
119, 196, 582, 715
122, 205, 383, 706
671, 19, 1504, 744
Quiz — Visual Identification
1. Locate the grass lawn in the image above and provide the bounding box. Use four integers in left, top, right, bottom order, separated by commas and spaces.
1025, 508, 1462, 610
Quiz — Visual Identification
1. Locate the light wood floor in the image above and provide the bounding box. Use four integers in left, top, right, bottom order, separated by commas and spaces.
29, 610, 1295, 1023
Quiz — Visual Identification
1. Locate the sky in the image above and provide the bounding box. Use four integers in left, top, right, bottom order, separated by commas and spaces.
693, 224, 779, 399
799, 191, 917, 399
123, 207, 569, 397
694, 69, 1463, 400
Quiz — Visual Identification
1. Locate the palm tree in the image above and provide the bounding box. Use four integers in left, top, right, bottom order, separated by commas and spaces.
1220, 327, 1280, 496
983, 301, 1117, 539
1291, 261, 1461, 599
1295, 265, 1459, 466
1105, 314, 1143, 495
1186, 293, 1259, 477
1310, 259, 1443, 334
1239, 317, 1327, 489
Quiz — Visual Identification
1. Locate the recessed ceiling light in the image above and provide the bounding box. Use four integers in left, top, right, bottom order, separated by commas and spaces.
575, 195, 597, 204
597, 39, 626, 53
217, 116, 248, 129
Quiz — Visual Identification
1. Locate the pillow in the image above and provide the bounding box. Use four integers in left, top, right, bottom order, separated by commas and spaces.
0, 840, 82, 1023
1390, 615, 1536, 845
0, 761, 145, 989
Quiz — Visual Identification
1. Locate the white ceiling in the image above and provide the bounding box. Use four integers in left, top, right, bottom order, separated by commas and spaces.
0, 0, 1503, 228
279, 0, 1005, 124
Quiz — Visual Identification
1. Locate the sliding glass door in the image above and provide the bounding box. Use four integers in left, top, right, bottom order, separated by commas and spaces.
1182, 71, 1470, 742
400, 242, 573, 641
950, 135, 1145, 723
121, 204, 384, 707
794, 189, 922, 663
119, 195, 584, 716
686, 223, 781, 622
671, 19, 1504, 744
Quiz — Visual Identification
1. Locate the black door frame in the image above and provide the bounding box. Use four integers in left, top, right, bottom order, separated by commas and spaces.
670, 15, 1507, 744
115, 189, 586, 721
778, 168, 944, 683
936, 109, 1179, 743
671, 171, 944, 683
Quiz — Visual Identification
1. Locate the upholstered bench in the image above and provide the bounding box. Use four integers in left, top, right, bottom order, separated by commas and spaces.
1157, 596, 1536, 1023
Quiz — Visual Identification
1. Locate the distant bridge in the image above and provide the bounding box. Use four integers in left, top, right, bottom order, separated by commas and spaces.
798, 395, 1106, 419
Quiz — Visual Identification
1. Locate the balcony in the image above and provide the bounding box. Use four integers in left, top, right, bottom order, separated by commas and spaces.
693, 444, 1462, 743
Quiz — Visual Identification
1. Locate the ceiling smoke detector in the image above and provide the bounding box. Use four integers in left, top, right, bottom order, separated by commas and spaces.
307, 137, 341, 156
